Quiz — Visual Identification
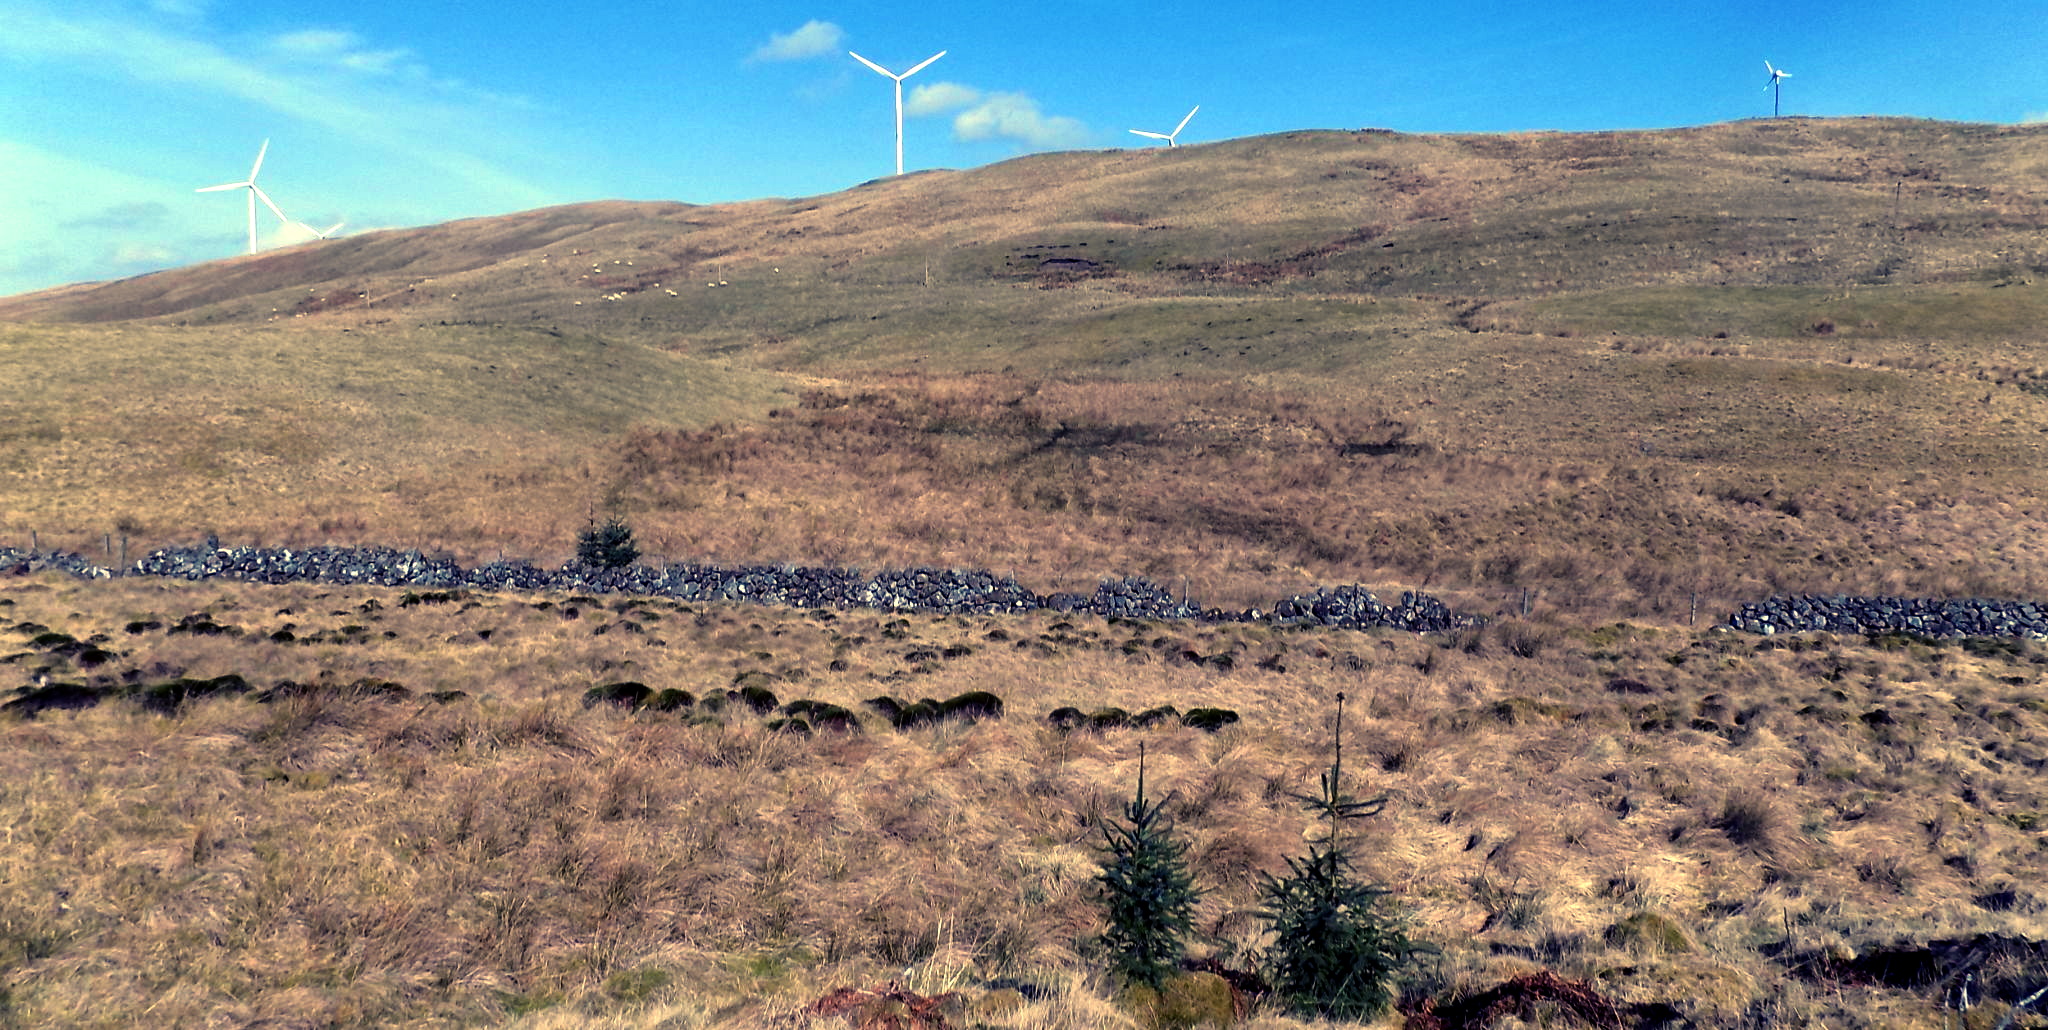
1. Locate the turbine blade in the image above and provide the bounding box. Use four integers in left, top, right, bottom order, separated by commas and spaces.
848, 50, 892, 77
1173, 105, 1199, 135
901, 50, 945, 78
249, 138, 269, 181
1130, 129, 1170, 140
322, 221, 345, 237
252, 184, 289, 223
196, 182, 246, 192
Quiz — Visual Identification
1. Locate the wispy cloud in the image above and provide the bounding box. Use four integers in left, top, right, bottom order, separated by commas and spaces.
954, 93, 1088, 148
0, 3, 556, 209
905, 81, 981, 117
2024, 110, 2047, 124
751, 19, 844, 62
270, 28, 415, 76
905, 81, 1088, 148
63, 201, 171, 232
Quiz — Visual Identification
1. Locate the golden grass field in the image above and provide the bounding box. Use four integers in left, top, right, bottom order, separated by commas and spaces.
4, 575, 2047, 1028
3, 116, 2048, 1028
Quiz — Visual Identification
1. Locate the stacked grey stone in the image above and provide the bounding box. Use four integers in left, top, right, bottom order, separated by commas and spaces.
1725, 595, 2048, 639
0, 543, 1481, 633
1273, 586, 1486, 633
1045, 575, 1205, 621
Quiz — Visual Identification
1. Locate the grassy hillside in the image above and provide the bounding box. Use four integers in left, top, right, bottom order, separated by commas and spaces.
4, 117, 2048, 1029
4, 575, 2047, 1028
5, 118, 2047, 620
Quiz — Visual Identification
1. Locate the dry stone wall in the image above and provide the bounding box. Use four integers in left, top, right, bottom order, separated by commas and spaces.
0, 543, 1483, 633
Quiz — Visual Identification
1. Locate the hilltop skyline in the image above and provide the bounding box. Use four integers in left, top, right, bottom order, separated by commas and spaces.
1, 0, 2044, 299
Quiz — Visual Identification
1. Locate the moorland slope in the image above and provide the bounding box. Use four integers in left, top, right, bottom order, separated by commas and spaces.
4, 118, 2048, 1030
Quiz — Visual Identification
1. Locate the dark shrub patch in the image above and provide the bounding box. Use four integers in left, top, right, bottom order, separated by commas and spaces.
124, 620, 163, 634
134, 674, 254, 714
1047, 706, 1087, 731
890, 699, 944, 729
737, 684, 780, 714
398, 590, 464, 607
1182, 708, 1242, 732
428, 690, 470, 704
584, 682, 653, 709
939, 690, 1004, 721
1132, 705, 1182, 727
3, 682, 105, 718
647, 688, 696, 712
1089, 707, 1133, 730
766, 717, 812, 737
863, 695, 905, 721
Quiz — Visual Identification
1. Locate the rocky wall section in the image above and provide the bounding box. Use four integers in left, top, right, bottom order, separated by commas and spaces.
1724, 595, 2048, 639
0, 543, 1484, 634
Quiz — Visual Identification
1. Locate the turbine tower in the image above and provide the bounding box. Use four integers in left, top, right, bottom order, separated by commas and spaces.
1129, 106, 1199, 147
1764, 61, 1792, 118
848, 49, 946, 176
196, 139, 291, 255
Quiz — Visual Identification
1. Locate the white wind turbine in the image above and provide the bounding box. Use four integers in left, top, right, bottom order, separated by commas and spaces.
196, 139, 292, 255
848, 48, 946, 176
300, 220, 346, 240
1764, 61, 1792, 118
1129, 105, 1199, 147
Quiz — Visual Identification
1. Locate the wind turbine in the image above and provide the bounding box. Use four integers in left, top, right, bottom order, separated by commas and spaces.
1764, 61, 1792, 118
1129, 106, 1199, 147
196, 139, 291, 255
301, 220, 346, 240
848, 49, 946, 176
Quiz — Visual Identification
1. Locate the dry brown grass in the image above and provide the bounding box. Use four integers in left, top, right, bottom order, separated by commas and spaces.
4, 575, 2048, 1028
3, 119, 2048, 1027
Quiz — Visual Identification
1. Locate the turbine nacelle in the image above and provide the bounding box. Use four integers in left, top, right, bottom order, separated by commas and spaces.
1129, 105, 1199, 147
1763, 60, 1792, 118
196, 139, 293, 255
849, 48, 946, 176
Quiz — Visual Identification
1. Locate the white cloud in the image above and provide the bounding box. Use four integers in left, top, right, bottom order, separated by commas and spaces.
2024, 110, 2048, 124
113, 242, 177, 264
0, 4, 556, 209
271, 28, 419, 77
905, 81, 981, 117
952, 93, 1088, 148
751, 19, 844, 62
272, 29, 356, 55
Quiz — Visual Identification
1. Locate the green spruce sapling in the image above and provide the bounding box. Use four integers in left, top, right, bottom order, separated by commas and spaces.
1096, 742, 1202, 988
576, 512, 640, 569
1260, 692, 1428, 1020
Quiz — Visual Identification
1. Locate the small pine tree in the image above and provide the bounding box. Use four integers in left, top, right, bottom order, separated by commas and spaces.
576, 513, 640, 569
1096, 743, 1202, 988
1259, 692, 1427, 1020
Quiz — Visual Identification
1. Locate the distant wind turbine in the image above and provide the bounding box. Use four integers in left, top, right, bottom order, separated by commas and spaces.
196, 140, 292, 255
848, 49, 946, 176
1764, 61, 1792, 118
1129, 106, 1199, 147
301, 220, 345, 240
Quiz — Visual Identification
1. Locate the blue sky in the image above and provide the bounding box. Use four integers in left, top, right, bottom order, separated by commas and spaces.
2, 0, 2043, 298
